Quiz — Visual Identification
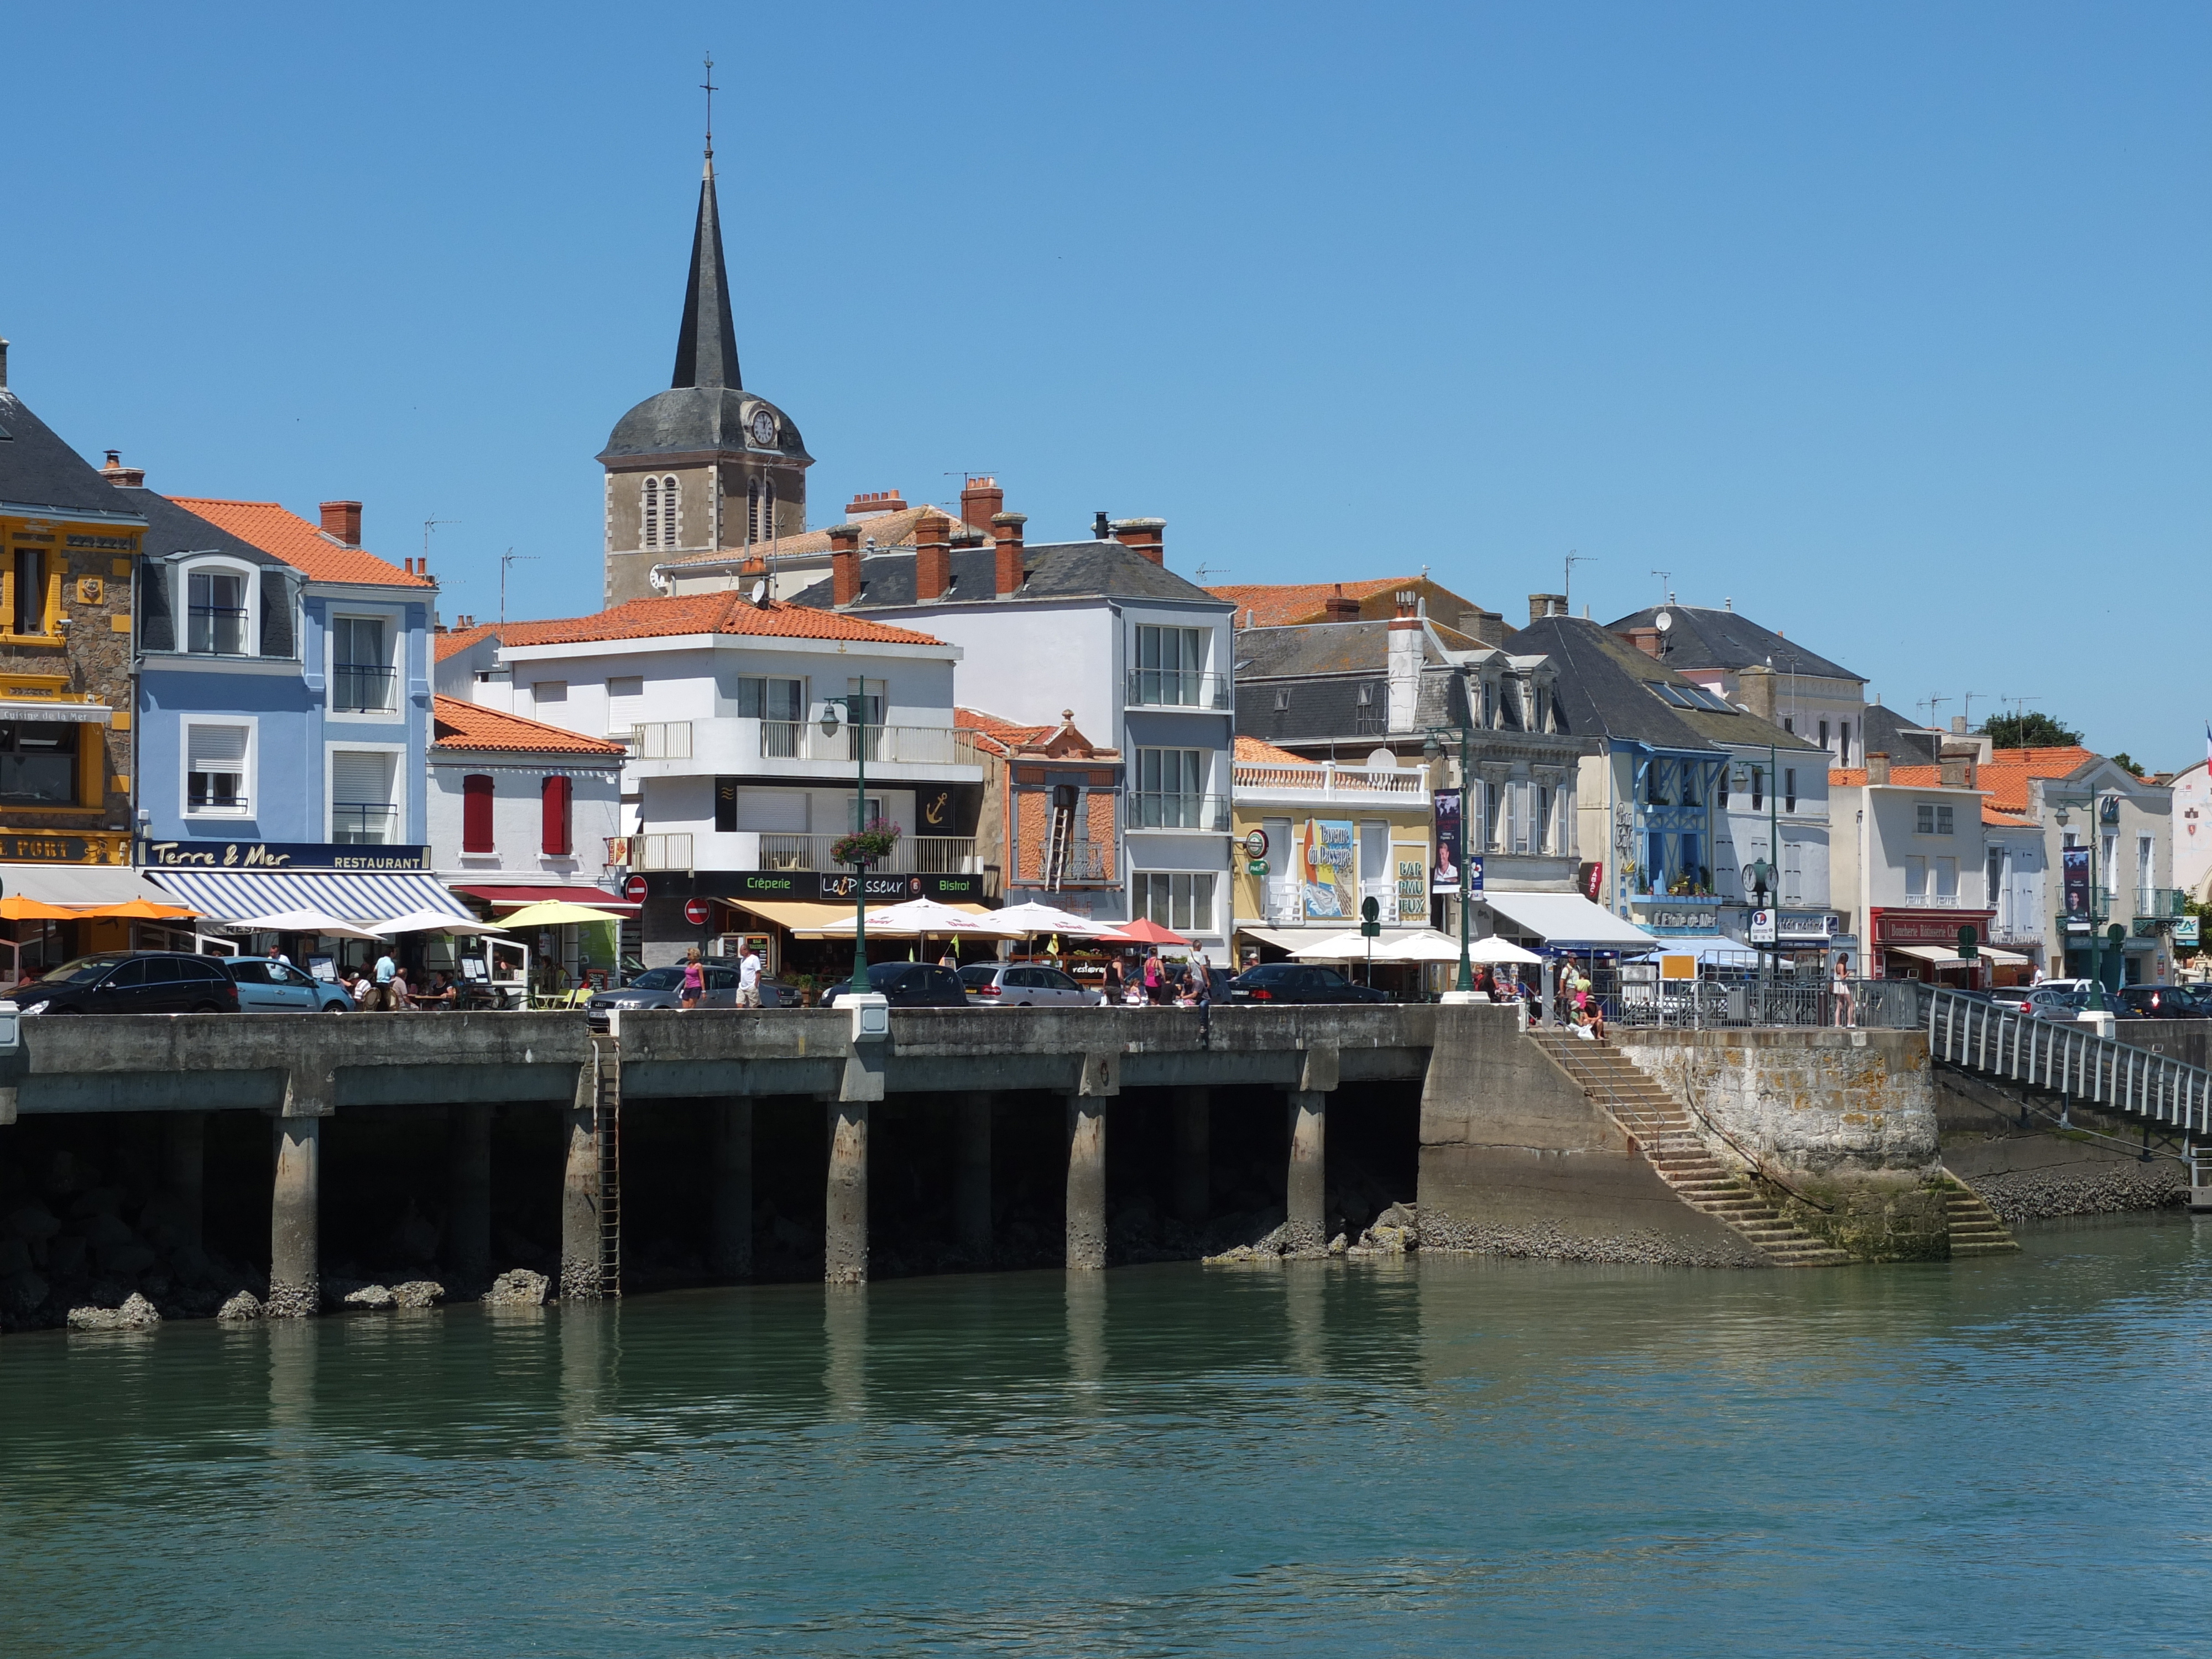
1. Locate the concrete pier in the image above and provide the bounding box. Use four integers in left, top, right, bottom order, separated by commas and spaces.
710, 1099, 753, 1280
1285, 1091, 1328, 1251
1065, 1096, 1108, 1270
1174, 1087, 1209, 1224
445, 1101, 492, 1292
160, 1111, 205, 1249
825, 1101, 869, 1286
268, 1116, 320, 1319
560, 1062, 602, 1302
956, 1095, 992, 1258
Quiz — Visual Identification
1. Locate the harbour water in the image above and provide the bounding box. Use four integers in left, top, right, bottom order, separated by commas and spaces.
3, 1215, 2207, 1656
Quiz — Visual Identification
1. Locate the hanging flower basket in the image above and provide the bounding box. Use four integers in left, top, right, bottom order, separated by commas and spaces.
831, 818, 902, 868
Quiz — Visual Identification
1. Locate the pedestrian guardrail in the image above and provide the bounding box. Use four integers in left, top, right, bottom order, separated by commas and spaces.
1922, 987, 2212, 1136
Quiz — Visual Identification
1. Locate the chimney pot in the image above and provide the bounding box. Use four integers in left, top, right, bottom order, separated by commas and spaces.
100, 450, 145, 489
1108, 517, 1166, 566
1389, 589, 1420, 628
320, 500, 363, 547
1459, 608, 1504, 647
1527, 593, 1566, 625
845, 489, 907, 520
1092, 510, 1111, 541
959, 476, 1004, 531
1322, 583, 1360, 623
0, 337, 9, 388
1868, 752, 1891, 785
991, 511, 1027, 598
915, 514, 953, 602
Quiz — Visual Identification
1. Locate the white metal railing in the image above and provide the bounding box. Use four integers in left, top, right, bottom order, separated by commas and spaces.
1924, 988, 2212, 1136
1264, 879, 1302, 925
1903, 891, 1961, 907
757, 722, 959, 765
756, 833, 975, 875
630, 833, 693, 872
633, 721, 693, 760
1230, 760, 1428, 798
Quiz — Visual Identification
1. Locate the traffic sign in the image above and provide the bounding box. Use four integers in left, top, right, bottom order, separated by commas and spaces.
684, 898, 711, 927
1957, 923, 1978, 962
1750, 909, 1777, 945
623, 875, 648, 904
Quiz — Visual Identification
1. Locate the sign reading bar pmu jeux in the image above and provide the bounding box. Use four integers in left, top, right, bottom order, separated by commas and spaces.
136, 840, 433, 872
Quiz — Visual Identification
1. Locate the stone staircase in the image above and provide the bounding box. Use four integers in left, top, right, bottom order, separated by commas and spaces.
1937, 1177, 2021, 1258
1527, 1032, 1854, 1269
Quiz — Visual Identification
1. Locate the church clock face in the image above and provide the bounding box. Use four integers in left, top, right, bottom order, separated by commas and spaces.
749, 409, 778, 446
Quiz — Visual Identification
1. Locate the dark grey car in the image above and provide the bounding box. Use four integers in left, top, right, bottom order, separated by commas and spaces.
587, 962, 778, 1015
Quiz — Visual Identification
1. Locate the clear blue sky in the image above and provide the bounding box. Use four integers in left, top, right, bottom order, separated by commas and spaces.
6, 2, 2205, 765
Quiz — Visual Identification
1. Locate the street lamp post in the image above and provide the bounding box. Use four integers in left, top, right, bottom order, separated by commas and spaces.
1422, 697, 1477, 995
825, 693, 873, 990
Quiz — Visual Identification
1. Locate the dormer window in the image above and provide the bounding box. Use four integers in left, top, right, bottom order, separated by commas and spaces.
189, 569, 249, 654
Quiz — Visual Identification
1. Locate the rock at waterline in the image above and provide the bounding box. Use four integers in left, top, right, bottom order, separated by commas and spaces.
66, 1292, 161, 1331
343, 1284, 398, 1310
482, 1269, 548, 1307
216, 1291, 263, 1323
392, 1280, 445, 1309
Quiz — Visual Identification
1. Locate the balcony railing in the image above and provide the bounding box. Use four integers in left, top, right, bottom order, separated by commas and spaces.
1128, 791, 1230, 832
1125, 669, 1232, 711
757, 833, 975, 875
633, 721, 695, 760
629, 833, 693, 873
756, 722, 959, 765
332, 803, 398, 844
188, 607, 249, 656
1903, 892, 1963, 907
2137, 888, 2186, 920
332, 665, 397, 714
1230, 760, 1428, 799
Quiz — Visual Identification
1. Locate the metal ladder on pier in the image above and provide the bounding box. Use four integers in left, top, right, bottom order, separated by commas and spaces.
592, 1032, 623, 1298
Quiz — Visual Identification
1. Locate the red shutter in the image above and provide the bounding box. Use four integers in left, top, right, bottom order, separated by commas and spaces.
462, 775, 495, 853
541, 775, 572, 857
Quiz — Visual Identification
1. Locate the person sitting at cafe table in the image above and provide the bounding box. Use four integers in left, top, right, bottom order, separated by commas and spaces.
411, 971, 458, 1011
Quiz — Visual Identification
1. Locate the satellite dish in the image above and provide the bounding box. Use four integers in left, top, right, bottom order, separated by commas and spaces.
1365, 747, 1398, 772
749, 580, 769, 608
1654, 611, 1674, 632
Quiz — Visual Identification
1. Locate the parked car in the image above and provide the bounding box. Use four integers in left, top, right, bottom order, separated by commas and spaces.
820, 962, 968, 1009
1226, 963, 1390, 1005
6, 952, 241, 1015
1987, 985, 2036, 1014
586, 962, 774, 1014
959, 962, 1105, 1007
2025, 986, 2090, 1022
226, 956, 352, 1013
2112, 985, 2212, 1020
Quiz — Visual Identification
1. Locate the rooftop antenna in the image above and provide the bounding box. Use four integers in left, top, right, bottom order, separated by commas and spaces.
1563, 550, 1590, 613
1650, 569, 1672, 605
499, 550, 541, 625
1193, 564, 1231, 583
701, 51, 716, 163
1917, 694, 1950, 727
422, 516, 457, 567
1960, 691, 1988, 731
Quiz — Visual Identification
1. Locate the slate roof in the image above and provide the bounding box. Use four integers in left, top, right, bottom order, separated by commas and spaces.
1506, 615, 1815, 754
1231, 619, 1481, 678
787, 539, 1229, 611
111, 488, 284, 568
1859, 701, 1942, 765
1605, 603, 1861, 683
170, 499, 432, 588
495, 591, 945, 649
431, 696, 627, 755
0, 388, 147, 521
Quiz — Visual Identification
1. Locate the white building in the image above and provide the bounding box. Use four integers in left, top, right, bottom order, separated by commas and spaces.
1829, 754, 2007, 984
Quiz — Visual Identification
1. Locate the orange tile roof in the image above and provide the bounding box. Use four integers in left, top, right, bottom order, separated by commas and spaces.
954, 707, 1056, 757
1234, 735, 1309, 764
1984, 806, 2037, 827
1209, 578, 1422, 629
169, 498, 433, 588
435, 622, 503, 662
494, 592, 945, 649
431, 696, 627, 755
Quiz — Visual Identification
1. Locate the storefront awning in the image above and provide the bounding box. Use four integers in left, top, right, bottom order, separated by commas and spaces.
1480, 893, 1661, 950
146, 868, 474, 926
726, 898, 862, 932
456, 884, 640, 914
1888, 943, 2033, 968
1237, 926, 1320, 953
0, 865, 183, 906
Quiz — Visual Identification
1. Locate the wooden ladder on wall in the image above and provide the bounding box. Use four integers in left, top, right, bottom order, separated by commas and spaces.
593, 1032, 623, 1298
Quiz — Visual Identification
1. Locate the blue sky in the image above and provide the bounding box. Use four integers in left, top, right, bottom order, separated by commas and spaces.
5, 2, 2205, 765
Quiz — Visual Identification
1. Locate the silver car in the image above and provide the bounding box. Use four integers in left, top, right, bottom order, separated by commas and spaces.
959, 962, 1105, 1007
587, 962, 778, 1014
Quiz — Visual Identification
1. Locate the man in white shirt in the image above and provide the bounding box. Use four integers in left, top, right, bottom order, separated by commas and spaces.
737, 944, 763, 1008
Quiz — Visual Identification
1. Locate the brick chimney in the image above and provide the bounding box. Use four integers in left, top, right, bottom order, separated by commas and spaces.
959, 476, 1004, 530
1459, 608, 1504, 646
1527, 593, 1566, 625
320, 500, 363, 547
1737, 663, 1776, 721
1867, 752, 1891, 785
845, 490, 907, 520
1618, 626, 1663, 659
1109, 517, 1166, 565
915, 514, 952, 602
101, 450, 145, 488
992, 512, 1027, 597
1322, 583, 1359, 622
830, 523, 863, 607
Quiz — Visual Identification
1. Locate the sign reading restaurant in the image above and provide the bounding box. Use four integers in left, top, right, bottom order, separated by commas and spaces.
137, 840, 433, 872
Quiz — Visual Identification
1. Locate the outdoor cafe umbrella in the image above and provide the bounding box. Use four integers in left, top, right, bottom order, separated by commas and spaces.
0, 896, 89, 921
1094, 917, 1192, 948
222, 907, 385, 940
372, 909, 509, 935
1463, 935, 1544, 965
803, 898, 1026, 938
493, 900, 628, 930
989, 901, 1110, 937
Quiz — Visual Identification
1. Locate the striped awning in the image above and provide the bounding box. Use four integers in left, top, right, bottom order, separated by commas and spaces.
144, 867, 473, 925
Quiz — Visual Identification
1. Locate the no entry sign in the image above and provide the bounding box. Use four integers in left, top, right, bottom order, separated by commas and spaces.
684, 897, 712, 927
623, 875, 648, 904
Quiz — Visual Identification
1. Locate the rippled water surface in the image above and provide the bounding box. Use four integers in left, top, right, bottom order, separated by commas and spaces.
4, 1216, 2209, 1656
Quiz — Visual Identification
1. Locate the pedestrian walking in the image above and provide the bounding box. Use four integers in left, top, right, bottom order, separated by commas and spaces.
679, 947, 706, 1011
738, 942, 764, 1008
1831, 954, 1855, 1027
1142, 948, 1164, 1005
370, 948, 398, 1012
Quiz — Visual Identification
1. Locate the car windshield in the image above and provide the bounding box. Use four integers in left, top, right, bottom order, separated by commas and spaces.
867, 963, 916, 987
34, 956, 129, 985
628, 968, 684, 991
1240, 964, 1293, 980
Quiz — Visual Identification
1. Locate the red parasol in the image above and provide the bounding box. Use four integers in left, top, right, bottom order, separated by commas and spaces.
1095, 917, 1192, 947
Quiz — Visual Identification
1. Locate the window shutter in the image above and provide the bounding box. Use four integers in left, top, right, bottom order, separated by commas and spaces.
188, 725, 248, 769
331, 750, 393, 804
258, 571, 296, 658
541, 775, 572, 856
462, 774, 495, 853
138, 561, 175, 652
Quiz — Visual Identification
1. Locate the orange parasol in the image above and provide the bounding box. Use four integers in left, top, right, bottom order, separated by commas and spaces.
0, 895, 86, 921
74, 897, 202, 920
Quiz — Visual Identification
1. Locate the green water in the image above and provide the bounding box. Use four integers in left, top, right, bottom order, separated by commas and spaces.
3, 1217, 2208, 1657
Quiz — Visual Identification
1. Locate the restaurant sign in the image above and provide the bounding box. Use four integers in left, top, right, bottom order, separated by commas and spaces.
665, 870, 989, 903
1874, 909, 1995, 945
0, 830, 133, 865
137, 839, 432, 871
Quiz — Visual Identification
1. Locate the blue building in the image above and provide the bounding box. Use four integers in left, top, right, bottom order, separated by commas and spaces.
112, 479, 463, 946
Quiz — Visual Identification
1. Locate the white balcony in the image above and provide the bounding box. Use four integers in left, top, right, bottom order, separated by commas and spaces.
1232, 759, 1428, 807
618, 717, 978, 781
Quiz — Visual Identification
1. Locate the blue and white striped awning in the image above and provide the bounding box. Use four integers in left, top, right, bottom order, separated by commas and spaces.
145, 868, 473, 926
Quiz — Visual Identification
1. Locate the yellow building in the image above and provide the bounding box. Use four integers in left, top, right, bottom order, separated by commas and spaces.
1230, 737, 1435, 963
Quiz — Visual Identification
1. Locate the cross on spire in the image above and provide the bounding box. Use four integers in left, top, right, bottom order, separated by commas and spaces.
702, 51, 717, 164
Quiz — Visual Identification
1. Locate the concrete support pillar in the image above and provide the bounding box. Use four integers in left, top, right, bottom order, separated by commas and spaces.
1174, 1087, 1210, 1225
268, 1116, 321, 1319
1065, 1095, 1108, 1270
956, 1096, 992, 1258
825, 1101, 869, 1286
710, 1098, 754, 1280
560, 1062, 603, 1302
162, 1112, 206, 1250
445, 1101, 492, 1292
1285, 1090, 1328, 1252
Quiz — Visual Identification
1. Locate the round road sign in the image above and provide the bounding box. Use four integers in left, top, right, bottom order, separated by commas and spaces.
623, 875, 648, 904
684, 897, 712, 927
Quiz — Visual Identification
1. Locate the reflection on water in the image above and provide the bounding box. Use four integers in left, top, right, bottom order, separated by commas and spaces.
2, 1216, 2208, 1656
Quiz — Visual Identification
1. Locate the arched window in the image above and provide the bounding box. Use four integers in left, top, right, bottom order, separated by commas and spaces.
462, 774, 495, 853
641, 476, 680, 549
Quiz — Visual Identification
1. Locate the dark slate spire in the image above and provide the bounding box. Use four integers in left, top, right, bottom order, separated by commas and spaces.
671, 157, 742, 391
